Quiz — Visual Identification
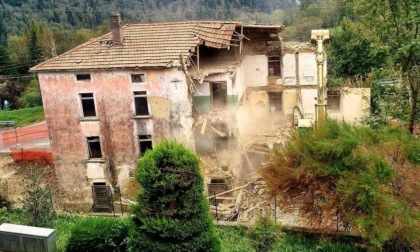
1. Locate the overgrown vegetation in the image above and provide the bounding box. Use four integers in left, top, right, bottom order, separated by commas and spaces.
20, 167, 55, 227
0, 194, 12, 209
247, 217, 282, 252
65, 217, 130, 252
260, 120, 420, 250
328, 0, 419, 132
0, 106, 44, 126
18, 79, 42, 108
0, 210, 366, 252
130, 140, 220, 251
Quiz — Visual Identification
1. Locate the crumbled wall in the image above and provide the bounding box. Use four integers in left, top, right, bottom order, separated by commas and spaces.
192, 73, 238, 112
328, 87, 371, 123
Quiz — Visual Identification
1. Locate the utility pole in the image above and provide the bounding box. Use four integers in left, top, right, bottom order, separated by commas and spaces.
311, 30, 329, 126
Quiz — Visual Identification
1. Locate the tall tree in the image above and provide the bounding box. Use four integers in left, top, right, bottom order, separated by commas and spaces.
0, 45, 17, 76
28, 21, 42, 65
352, 0, 420, 133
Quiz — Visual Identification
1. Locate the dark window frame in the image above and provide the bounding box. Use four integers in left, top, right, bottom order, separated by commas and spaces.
87, 136, 102, 159
76, 73, 91, 81
138, 135, 153, 157
268, 92, 282, 112
327, 90, 341, 111
80, 93, 97, 117
134, 91, 150, 116
268, 56, 281, 77
131, 74, 146, 83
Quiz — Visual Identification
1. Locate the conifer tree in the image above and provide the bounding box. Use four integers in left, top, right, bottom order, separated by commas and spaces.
28, 21, 42, 65
130, 140, 220, 252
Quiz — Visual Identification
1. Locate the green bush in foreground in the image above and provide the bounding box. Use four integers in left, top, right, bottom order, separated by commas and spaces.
20, 169, 55, 227
65, 217, 129, 252
247, 217, 282, 252
261, 120, 420, 250
130, 140, 220, 252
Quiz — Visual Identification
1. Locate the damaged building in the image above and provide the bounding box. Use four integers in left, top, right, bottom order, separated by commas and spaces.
30, 13, 370, 212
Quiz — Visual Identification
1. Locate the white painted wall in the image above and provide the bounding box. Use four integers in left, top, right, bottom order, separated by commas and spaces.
235, 55, 269, 98
299, 53, 317, 85
328, 88, 371, 124
283, 54, 296, 86
193, 73, 238, 97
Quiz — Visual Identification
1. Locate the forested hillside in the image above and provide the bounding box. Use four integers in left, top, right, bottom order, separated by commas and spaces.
0, 0, 300, 45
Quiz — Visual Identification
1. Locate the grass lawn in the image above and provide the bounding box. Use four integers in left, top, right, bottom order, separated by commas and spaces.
0, 106, 45, 127
0, 211, 365, 252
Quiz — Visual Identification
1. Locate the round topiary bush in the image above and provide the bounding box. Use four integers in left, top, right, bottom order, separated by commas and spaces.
129, 140, 220, 252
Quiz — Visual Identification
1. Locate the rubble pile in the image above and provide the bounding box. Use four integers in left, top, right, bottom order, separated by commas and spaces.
282, 42, 316, 54
245, 128, 293, 154
209, 176, 274, 223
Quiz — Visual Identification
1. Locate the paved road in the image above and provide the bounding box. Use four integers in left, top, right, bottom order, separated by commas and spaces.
0, 122, 50, 152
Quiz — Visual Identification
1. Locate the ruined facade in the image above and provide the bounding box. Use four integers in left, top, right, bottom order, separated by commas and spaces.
31, 14, 370, 211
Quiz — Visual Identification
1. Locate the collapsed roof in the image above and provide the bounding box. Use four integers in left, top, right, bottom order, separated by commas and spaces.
31, 21, 283, 72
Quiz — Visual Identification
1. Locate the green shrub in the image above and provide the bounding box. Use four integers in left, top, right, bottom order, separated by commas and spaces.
273, 231, 366, 252
66, 217, 129, 252
20, 169, 55, 227
217, 226, 254, 252
247, 217, 281, 252
18, 79, 42, 108
0, 194, 12, 209
261, 120, 419, 250
130, 140, 220, 252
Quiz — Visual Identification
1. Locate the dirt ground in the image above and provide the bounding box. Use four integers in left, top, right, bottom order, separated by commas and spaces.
0, 155, 26, 203
0, 155, 57, 206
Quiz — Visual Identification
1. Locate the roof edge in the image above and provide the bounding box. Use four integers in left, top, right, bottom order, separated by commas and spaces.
30, 30, 116, 73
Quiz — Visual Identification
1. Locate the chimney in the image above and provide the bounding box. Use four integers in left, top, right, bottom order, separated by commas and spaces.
110, 12, 123, 45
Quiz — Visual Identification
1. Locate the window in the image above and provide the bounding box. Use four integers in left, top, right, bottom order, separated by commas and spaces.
131, 74, 145, 83
211, 82, 227, 111
268, 92, 282, 112
138, 135, 153, 156
327, 90, 341, 111
134, 91, 149, 116
80, 93, 96, 117
87, 136, 102, 158
268, 56, 281, 77
92, 182, 111, 210
76, 74, 91, 81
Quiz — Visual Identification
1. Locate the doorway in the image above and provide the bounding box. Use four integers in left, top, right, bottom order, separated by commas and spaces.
211, 82, 227, 111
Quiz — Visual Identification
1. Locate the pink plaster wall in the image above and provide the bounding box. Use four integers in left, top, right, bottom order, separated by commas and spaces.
38, 69, 192, 200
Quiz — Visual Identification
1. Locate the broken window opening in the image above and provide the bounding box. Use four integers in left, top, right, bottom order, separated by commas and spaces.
80, 93, 96, 117
134, 91, 150, 116
131, 74, 145, 83
327, 90, 341, 111
208, 177, 227, 206
87, 136, 102, 159
211, 82, 227, 111
76, 74, 91, 81
268, 56, 281, 77
138, 135, 153, 157
268, 92, 282, 112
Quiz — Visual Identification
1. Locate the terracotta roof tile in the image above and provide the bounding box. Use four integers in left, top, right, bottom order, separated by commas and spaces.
30, 21, 235, 72
31, 21, 282, 72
